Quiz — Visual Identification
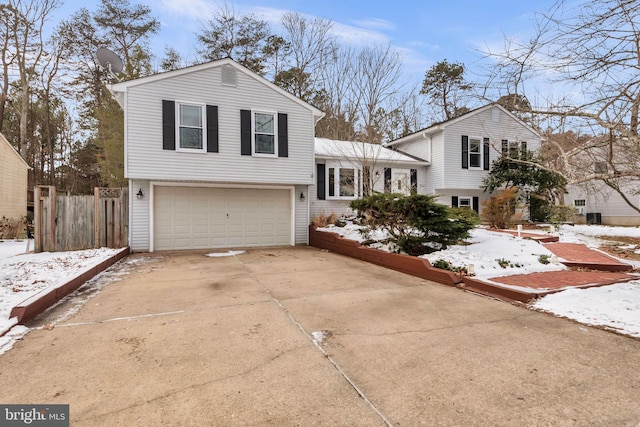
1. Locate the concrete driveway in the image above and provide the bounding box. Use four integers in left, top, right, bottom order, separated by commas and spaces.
1, 247, 639, 426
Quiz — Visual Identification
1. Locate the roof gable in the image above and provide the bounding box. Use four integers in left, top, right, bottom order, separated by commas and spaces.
110, 58, 324, 121
385, 104, 541, 147
0, 133, 30, 169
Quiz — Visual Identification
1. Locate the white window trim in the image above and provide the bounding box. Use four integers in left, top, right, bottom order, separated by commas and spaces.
326, 161, 360, 200
458, 196, 472, 208
175, 101, 206, 153
252, 110, 278, 157
468, 136, 482, 169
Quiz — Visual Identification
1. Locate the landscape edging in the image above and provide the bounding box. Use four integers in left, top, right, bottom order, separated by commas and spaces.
7, 247, 130, 327
309, 226, 460, 287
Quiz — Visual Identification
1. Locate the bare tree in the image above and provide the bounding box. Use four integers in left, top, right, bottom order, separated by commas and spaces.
484, 0, 640, 213
279, 12, 336, 101
3, 0, 60, 160
352, 44, 403, 144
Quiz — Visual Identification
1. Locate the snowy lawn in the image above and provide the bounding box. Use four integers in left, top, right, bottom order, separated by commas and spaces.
0, 239, 124, 347
319, 222, 640, 338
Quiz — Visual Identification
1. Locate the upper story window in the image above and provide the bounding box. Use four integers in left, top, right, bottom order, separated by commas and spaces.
178, 103, 205, 151
501, 140, 527, 158
240, 109, 288, 158
254, 111, 277, 156
462, 135, 489, 170
469, 137, 482, 168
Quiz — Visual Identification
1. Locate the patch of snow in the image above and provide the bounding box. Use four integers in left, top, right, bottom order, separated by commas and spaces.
0, 247, 124, 349
420, 228, 566, 280
311, 331, 325, 344
531, 281, 640, 337
0, 239, 33, 260
206, 250, 246, 257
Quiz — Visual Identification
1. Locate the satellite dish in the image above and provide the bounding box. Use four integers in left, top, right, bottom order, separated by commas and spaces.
96, 47, 123, 78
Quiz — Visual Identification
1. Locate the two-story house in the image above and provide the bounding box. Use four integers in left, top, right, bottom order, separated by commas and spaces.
384, 104, 542, 213
110, 59, 324, 252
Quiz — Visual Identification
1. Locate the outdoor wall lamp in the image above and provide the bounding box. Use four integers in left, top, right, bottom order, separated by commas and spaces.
300, 191, 305, 201
136, 188, 144, 200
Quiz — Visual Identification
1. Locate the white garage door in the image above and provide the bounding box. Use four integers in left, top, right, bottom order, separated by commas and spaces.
154, 186, 292, 251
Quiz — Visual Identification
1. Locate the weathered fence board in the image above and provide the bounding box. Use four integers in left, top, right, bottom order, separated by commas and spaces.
34, 186, 128, 252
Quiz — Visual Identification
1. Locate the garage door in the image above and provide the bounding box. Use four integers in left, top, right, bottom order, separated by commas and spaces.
154, 186, 292, 250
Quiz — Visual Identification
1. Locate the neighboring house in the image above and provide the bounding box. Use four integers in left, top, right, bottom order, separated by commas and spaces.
0, 133, 30, 219
110, 59, 324, 252
566, 182, 640, 226
310, 138, 430, 219
384, 104, 542, 213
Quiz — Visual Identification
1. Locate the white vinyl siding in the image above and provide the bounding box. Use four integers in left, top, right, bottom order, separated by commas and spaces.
123, 65, 314, 185
566, 183, 640, 226
0, 136, 29, 219
441, 106, 541, 190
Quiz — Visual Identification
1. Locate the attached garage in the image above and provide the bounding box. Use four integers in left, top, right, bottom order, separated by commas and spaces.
153, 186, 293, 251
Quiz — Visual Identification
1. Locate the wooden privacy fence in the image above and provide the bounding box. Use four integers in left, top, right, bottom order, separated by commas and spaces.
34, 186, 128, 252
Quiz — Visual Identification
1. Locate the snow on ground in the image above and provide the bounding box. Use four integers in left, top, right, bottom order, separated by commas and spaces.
319, 222, 640, 338
532, 282, 640, 338
0, 240, 125, 353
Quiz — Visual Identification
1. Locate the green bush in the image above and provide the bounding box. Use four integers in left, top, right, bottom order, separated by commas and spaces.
350, 193, 478, 256
549, 205, 576, 224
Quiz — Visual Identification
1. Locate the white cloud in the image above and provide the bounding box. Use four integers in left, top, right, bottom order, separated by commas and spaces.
350, 17, 395, 32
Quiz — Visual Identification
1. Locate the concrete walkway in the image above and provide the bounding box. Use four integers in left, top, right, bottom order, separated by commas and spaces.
1, 247, 639, 426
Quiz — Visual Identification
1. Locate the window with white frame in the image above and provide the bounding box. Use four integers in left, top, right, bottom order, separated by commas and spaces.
327, 162, 359, 199
254, 111, 276, 155
469, 137, 481, 168
458, 197, 472, 208
178, 103, 205, 151
574, 199, 586, 215
501, 140, 527, 158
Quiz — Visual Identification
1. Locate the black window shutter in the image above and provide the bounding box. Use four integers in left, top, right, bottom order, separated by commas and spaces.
452, 196, 459, 207
410, 169, 417, 193
206, 105, 218, 153
316, 164, 326, 200
240, 109, 251, 155
501, 140, 508, 156
472, 196, 479, 213
278, 113, 288, 157
461, 136, 469, 169
162, 100, 175, 150
483, 137, 490, 170
384, 168, 391, 193
521, 141, 527, 154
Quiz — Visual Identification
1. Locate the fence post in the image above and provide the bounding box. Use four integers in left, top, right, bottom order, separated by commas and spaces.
94, 187, 100, 248
46, 186, 56, 252
34, 186, 42, 252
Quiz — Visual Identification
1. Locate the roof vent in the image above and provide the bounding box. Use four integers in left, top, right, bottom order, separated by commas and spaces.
221, 65, 238, 87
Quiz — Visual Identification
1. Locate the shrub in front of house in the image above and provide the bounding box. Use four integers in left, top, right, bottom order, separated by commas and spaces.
350, 193, 477, 256
481, 188, 518, 229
